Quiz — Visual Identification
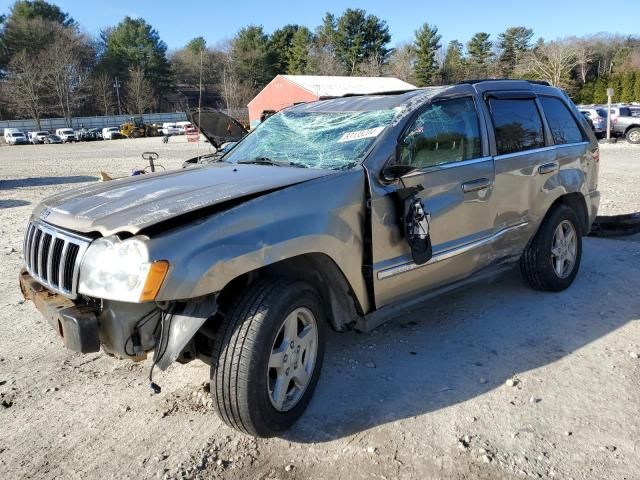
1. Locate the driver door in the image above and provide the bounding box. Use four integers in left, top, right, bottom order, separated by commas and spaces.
369, 95, 498, 307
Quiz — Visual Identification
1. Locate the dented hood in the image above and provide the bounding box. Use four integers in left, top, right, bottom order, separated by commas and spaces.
34, 163, 333, 236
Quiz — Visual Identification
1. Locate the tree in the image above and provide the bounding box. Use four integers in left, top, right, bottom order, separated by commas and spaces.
635, 72, 640, 102
413, 22, 441, 86
441, 40, 466, 84
333, 9, 391, 75
287, 27, 313, 74
9, 0, 75, 27
231, 25, 273, 89
387, 42, 416, 83
99, 17, 172, 93
125, 66, 155, 113
185, 36, 206, 54
497, 26, 534, 77
269, 24, 300, 74
4, 49, 49, 127
593, 75, 608, 104
517, 40, 578, 88
620, 71, 635, 102
45, 28, 94, 125
310, 13, 343, 75
92, 70, 114, 116
467, 32, 493, 78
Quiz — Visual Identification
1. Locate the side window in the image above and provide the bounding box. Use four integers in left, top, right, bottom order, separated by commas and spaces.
488, 98, 545, 155
540, 96, 586, 145
397, 97, 482, 169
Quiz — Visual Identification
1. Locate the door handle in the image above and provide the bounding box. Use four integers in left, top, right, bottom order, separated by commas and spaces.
462, 177, 492, 193
538, 162, 558, 175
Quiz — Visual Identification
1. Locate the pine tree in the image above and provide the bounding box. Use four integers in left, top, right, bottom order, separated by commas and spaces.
286, 27, 313, 75
441, 40, 466, 84
609, 74, 623, 103
413, 22, 441, 86
634, 72, 640, 102
466, 32, 493, 78
497, 27, 533, 77
620, 71, 635, 103
593, 76, 608, 104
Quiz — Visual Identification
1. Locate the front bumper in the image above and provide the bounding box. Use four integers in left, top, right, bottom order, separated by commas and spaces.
19, 268, 100, 353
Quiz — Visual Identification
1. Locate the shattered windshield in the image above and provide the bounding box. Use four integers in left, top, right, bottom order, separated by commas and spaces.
223, 109, 397, 170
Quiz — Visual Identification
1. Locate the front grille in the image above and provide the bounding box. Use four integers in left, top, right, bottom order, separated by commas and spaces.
23, 220, 91, 298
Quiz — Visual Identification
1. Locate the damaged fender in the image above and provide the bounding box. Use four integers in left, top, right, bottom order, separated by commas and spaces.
156, 295, 218, 370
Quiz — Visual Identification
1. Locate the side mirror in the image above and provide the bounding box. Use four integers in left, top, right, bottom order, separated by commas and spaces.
382, 163, 419, 181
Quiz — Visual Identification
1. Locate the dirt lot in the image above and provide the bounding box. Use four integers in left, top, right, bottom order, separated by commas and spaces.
0, 138, 639, 480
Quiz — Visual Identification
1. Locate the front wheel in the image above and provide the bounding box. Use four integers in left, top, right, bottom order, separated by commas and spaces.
520, 204, 582, 291
210, 277, 325, 437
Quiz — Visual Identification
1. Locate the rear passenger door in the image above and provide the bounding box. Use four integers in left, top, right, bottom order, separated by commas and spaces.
484, 92, 555, 260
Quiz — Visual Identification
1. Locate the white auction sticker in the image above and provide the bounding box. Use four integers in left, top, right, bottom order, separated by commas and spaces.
338, 126, 385, 143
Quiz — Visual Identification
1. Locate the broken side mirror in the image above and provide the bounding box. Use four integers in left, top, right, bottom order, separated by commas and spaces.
394, 185, 433, 265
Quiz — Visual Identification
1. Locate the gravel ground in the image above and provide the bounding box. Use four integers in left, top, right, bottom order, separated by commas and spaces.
0, 138, 639, 480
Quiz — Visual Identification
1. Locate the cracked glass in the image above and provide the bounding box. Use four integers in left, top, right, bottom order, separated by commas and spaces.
223, 109, 397, 170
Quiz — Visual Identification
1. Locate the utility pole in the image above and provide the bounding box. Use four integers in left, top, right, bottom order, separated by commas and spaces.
114, 76, 122, 116
606, 87, 615, 143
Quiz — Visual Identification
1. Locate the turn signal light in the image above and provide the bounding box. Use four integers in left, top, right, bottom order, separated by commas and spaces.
140, 261, 169, 302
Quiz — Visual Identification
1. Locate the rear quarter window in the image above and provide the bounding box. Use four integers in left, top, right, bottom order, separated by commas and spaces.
488, 98, 545, 155
540, 96, 586, 145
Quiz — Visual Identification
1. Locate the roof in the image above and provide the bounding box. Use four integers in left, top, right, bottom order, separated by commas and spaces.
279, 75, 416, 98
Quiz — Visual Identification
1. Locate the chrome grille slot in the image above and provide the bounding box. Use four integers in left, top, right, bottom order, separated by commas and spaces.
23, 220, 91, 299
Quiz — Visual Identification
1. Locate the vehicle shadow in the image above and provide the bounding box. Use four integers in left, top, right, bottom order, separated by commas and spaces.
284, 237, 640, 443
0, 199, 30, 209
0, 175, 97, 190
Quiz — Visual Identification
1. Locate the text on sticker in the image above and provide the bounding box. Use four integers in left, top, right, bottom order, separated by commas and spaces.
338, 126, 386, 143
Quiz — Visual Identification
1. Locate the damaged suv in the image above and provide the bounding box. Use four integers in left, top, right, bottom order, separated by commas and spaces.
20, 80, 599, 437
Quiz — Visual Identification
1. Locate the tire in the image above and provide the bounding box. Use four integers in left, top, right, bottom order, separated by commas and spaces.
131, 130, 142, 139
210, 277, 326, 437
520, 204, 582, 292
626, 127, 640, 144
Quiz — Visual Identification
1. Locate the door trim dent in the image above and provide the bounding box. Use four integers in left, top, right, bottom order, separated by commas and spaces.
377, 221, 529, 280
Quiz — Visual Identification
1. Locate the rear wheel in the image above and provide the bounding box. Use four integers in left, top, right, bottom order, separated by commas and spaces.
626, 127, 640, 144
520, 204, 582, 291
210, 277, 325, 437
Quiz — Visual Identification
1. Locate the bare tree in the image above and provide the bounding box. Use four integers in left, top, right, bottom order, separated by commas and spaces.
92, 70, 114, 116
309, 46, 344, 76
572, 39, 593, 84
359, 51, 385, 77
46, 31, 93, 126
125, 67, 155, 114
386, 43, 416, 83
517, 40, 578, 87
4, 50, 49, 128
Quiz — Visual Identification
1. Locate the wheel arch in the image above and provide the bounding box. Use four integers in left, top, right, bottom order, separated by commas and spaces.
215, 252, 364, 333
549, 192, 590, 235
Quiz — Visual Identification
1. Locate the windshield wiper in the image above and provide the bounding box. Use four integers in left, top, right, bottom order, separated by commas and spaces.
237, 157, 308, 168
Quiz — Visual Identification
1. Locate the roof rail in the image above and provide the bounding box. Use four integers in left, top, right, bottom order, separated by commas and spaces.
457, 79, 551, 87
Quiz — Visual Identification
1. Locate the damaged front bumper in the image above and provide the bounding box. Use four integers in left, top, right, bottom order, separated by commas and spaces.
19, 268, 100, 353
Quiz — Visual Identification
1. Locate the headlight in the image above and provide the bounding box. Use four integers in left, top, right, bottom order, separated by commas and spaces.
78, 235, 169, 302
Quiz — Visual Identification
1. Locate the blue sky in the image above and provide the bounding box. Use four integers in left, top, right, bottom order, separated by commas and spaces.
1, 0, 638, 50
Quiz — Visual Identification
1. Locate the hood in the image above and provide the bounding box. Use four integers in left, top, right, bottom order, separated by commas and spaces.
34, 164, 334, 237
188, 108, 247, 148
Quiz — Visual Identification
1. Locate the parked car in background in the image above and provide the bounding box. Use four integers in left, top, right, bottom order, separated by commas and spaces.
102, 127, 121, 140
611, 112, 640, 143
20, 80, 599, 437
176, 121, 193, 134
161, 122, 179, 135
579, 107, 607, 138
75, 128, 100, 142
28, 131, 50, 144
44, 134, 63, 144
55, 128, 76, 143
5, 130, 28, 145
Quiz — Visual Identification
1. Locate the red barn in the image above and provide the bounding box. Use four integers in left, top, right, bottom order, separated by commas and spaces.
247, 75, 416, 127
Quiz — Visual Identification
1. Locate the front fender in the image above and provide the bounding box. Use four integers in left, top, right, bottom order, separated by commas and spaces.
147, 170, 369, 312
